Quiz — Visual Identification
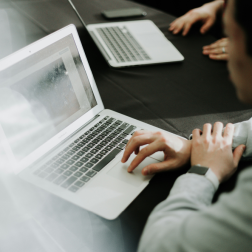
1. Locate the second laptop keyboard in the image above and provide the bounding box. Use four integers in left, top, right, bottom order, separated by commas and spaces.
33, 116, 136, 193
96, 26, 151, 63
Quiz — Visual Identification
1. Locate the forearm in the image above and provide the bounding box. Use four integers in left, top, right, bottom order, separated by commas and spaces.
233, 118, 252, 159
138, 174, 216, 252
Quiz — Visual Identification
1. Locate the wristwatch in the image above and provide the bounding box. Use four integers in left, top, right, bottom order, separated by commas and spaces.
188, 164, 219, 190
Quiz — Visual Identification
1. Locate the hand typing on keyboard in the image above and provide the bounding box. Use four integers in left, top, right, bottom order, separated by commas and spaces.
121, 130, 191, 175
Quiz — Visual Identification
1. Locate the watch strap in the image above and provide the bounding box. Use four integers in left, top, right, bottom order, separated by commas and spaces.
188, 165, 219, 190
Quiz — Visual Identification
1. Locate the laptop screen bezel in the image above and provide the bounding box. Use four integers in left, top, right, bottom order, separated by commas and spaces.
0, 24, 104, 173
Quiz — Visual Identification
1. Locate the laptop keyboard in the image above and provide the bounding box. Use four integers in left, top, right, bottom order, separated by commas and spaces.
33, 116, 137, 192
96, 26, 151, 63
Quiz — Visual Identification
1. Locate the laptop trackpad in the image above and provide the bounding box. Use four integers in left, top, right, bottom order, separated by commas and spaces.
107, 154, 156, 187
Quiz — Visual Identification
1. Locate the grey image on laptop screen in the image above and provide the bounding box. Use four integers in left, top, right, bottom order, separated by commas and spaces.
0, 35, 97, 161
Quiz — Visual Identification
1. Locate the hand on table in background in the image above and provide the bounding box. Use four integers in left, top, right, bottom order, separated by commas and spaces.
191, 122, 245, 183
169, 0, 224, 36
202, 38, 229, 60
121, 130, 191, 175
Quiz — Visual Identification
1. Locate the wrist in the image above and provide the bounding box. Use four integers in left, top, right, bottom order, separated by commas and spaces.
188, 165, 219, 190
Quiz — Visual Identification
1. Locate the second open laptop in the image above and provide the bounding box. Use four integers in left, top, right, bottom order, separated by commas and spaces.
67, 0, 184, 68
0, 25, 182, 219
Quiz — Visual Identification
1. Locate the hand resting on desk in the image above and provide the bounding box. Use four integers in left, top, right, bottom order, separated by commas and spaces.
169, 0, 229, 61
121, 130, 191, 175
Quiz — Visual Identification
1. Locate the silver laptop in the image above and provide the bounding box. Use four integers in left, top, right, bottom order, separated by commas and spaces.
0, 25, 182, 219
68, 0, 184, 68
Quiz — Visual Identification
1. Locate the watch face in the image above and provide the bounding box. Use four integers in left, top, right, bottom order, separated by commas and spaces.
188, 166, 209, 175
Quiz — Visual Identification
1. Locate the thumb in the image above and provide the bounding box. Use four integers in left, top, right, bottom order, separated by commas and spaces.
200, 18, 215, 34
233, 144, 246, 167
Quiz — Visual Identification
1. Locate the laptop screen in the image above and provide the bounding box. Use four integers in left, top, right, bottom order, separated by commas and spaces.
0, 34, 97, 162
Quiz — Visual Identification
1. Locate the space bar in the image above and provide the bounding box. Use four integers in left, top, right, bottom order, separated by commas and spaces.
92, 148, 121, 172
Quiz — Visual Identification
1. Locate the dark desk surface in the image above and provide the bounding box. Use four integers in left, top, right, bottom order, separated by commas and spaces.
0, 0, 252, 251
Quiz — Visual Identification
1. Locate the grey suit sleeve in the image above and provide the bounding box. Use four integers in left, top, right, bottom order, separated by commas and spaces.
138, 169, 252, 252
233, 118, 252, 158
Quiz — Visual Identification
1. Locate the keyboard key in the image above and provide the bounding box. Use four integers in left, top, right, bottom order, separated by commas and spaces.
115, 128, 123, 133
51, 162, 60, 168
80, 157, 89, 163
90, 149, 99, 154
74, 171, 83, 177
77, 142, 85, 147
90, 158, 99, 164
122, 139, 129, 144
66, 159, 75, 165
111, 122, 119, 127
64, 147, 70, 152
95, 154, 103, 159
83, 147, 91, 152
67, 150, 75, 156
105, 145, 113, 151
54, 175, 67, 185
64, 170, 73, 176
77, 150, 85, 156
79, 167, 88, 173
100, 140, 108, 145
75, 181, 85, 187
119, 123, 129, 129
80, 176, 90, 182
60, 164, 70, 170
97, 135, 104, 140
61, 176, 78, 188
109, 142, 117, 147
69, 143, 74, 147
69, 186, 79, 192
107, 117, 116, 123
87, 143, 95, 148
102, 131, 110, 136
69, 166, 78, 172
120, 133, 128, 138
92, 139, 100, 144
85, 153, 93, 158
117, 143, 126, 150
74, 139, 80, 143
46, 173, 58, 181
81, 139, 88, 144
55, 168, 64, 174
72, 155, 80, 161
56, 158, 65, 165
92, 148, 121, 172
38, 172, 48, 178
124, 125, 137, 134
61, 154, 70, 160
72, 146, 81, 151
95, 144, 103, 150
114, 137, 122, 143
45, 167, 54, 173
86, 170, 97, 177
85, 162, 94, 168
75, 161, 84, 167
100, 149, 109, 155
115, 120, 122, 125
105, 136, 113, 141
